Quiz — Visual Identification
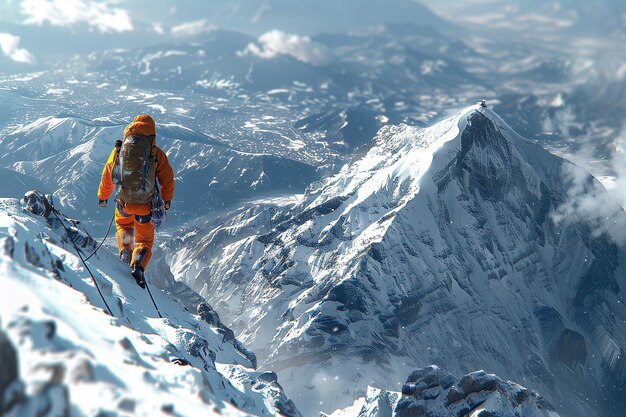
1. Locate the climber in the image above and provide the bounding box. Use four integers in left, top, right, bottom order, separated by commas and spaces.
97, 114, 174, 288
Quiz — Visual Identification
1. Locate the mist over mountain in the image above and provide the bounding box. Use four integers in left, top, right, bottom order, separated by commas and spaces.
422, 0, 626, 36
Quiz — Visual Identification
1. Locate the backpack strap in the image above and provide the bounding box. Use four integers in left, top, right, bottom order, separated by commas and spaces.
112, 140, 122, 163
111, 140, 123, 184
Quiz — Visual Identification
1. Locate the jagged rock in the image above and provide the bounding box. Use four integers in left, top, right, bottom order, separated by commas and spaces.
176, 330, 216, 371
444, 386, 465, 406
331, 366, 559, 417
252, 372, 301, 417
0, 199, 302, 417
218, 326, 236, 343
24, 241, 44, 268
197, 302, 257, 368
402, 365, 454, 397
234, 341, 258, 369
552, 329, 587, 368
1, 320, 71, 416
197, 302, 221, 327
2, 237, 14, 258
457, 371, 498, 396
0, 328, 19, 413
32, 384, 70, 417
256, 371, 278, 384
118, 398, 136, 412
69, 358, 94, 384
394, 399, 426, 417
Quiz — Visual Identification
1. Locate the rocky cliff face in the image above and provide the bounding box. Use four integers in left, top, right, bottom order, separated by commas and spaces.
328, 366, 559, 417
169, 105, 626, 417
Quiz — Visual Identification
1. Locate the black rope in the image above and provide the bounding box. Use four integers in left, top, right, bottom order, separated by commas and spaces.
84, 211, 115, 261
144, 279, 163, 318
51, 210, 115, 317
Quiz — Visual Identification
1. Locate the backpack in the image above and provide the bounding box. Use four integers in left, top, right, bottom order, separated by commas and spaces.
113, 133, 157, 204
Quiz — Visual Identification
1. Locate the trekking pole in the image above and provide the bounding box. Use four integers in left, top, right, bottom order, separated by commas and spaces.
51, 210, 115, 317
85, 211, 115, 261
144, 279, 163, 318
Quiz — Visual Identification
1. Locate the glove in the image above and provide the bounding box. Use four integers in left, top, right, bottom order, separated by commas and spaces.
98, 199, 107, 208
164, 200, 171, 211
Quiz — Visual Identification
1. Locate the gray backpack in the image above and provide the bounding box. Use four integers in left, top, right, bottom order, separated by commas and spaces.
115, 134, 157, 204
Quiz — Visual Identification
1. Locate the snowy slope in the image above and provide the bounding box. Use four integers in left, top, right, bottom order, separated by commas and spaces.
328, 366, 559, 417
0, 198, 300, 417
168, 105, 626, 417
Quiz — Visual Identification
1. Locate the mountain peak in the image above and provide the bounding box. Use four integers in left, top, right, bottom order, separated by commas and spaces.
173, 103, 626, 417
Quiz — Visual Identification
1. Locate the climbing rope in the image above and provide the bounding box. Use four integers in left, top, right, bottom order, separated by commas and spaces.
84, 211, 116, 261
51, 210, 115, 317
50, 204, 162, 320
144, 279, 163, 319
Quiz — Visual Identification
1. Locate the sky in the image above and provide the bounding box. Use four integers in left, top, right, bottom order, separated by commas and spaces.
1, 0, 624, 67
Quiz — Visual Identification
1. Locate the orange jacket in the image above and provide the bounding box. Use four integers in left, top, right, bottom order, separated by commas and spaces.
97, 145, 175, 203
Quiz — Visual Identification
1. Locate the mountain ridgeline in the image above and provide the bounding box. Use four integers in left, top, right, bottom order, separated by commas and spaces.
168, 106, 626, 417
0, 198, 300, 417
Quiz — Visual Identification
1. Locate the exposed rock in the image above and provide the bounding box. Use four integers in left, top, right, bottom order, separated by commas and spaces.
118, 398, 136, 412
332, 366, 559, 417
457, 371, 498, 396
2, 237, 14, 258
256, 371, 278, 384
252, 372, 301, 417
197, 302, 221, 327
552, 329, 587, 368
24, 241, 44, 268
0, 328, 19, 413
69, 358, 95, 384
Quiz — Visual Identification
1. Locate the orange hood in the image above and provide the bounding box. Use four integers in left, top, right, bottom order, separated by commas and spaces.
123, 114, 156, 143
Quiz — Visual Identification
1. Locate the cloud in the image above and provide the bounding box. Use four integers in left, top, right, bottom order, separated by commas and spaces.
20, 0, 133, 33
170, 19, 216, 38
606, 129, 626, 218
310, 370, 346, 407
0, 33, 36, 64
152, 22, 164, 35
552, 134, 626, 246
239, 30, 333, 66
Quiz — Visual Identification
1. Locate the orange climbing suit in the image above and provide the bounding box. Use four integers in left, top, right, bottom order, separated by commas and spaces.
97, 115, 174, 269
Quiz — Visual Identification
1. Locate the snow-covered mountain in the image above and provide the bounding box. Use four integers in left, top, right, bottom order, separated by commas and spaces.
84, 26, 477, 97
0, 197, 300, 417
167, 105, 626, 417
0, 115, 319, 229
328, 366, 559, 417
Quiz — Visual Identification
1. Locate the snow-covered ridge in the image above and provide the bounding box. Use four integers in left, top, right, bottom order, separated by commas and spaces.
0, 198, 300, 417
169, 105, 626, 417
328, 366, 559, 417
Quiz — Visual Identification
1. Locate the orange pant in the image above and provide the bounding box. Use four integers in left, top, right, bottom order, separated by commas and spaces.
115, 202, 154, 269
